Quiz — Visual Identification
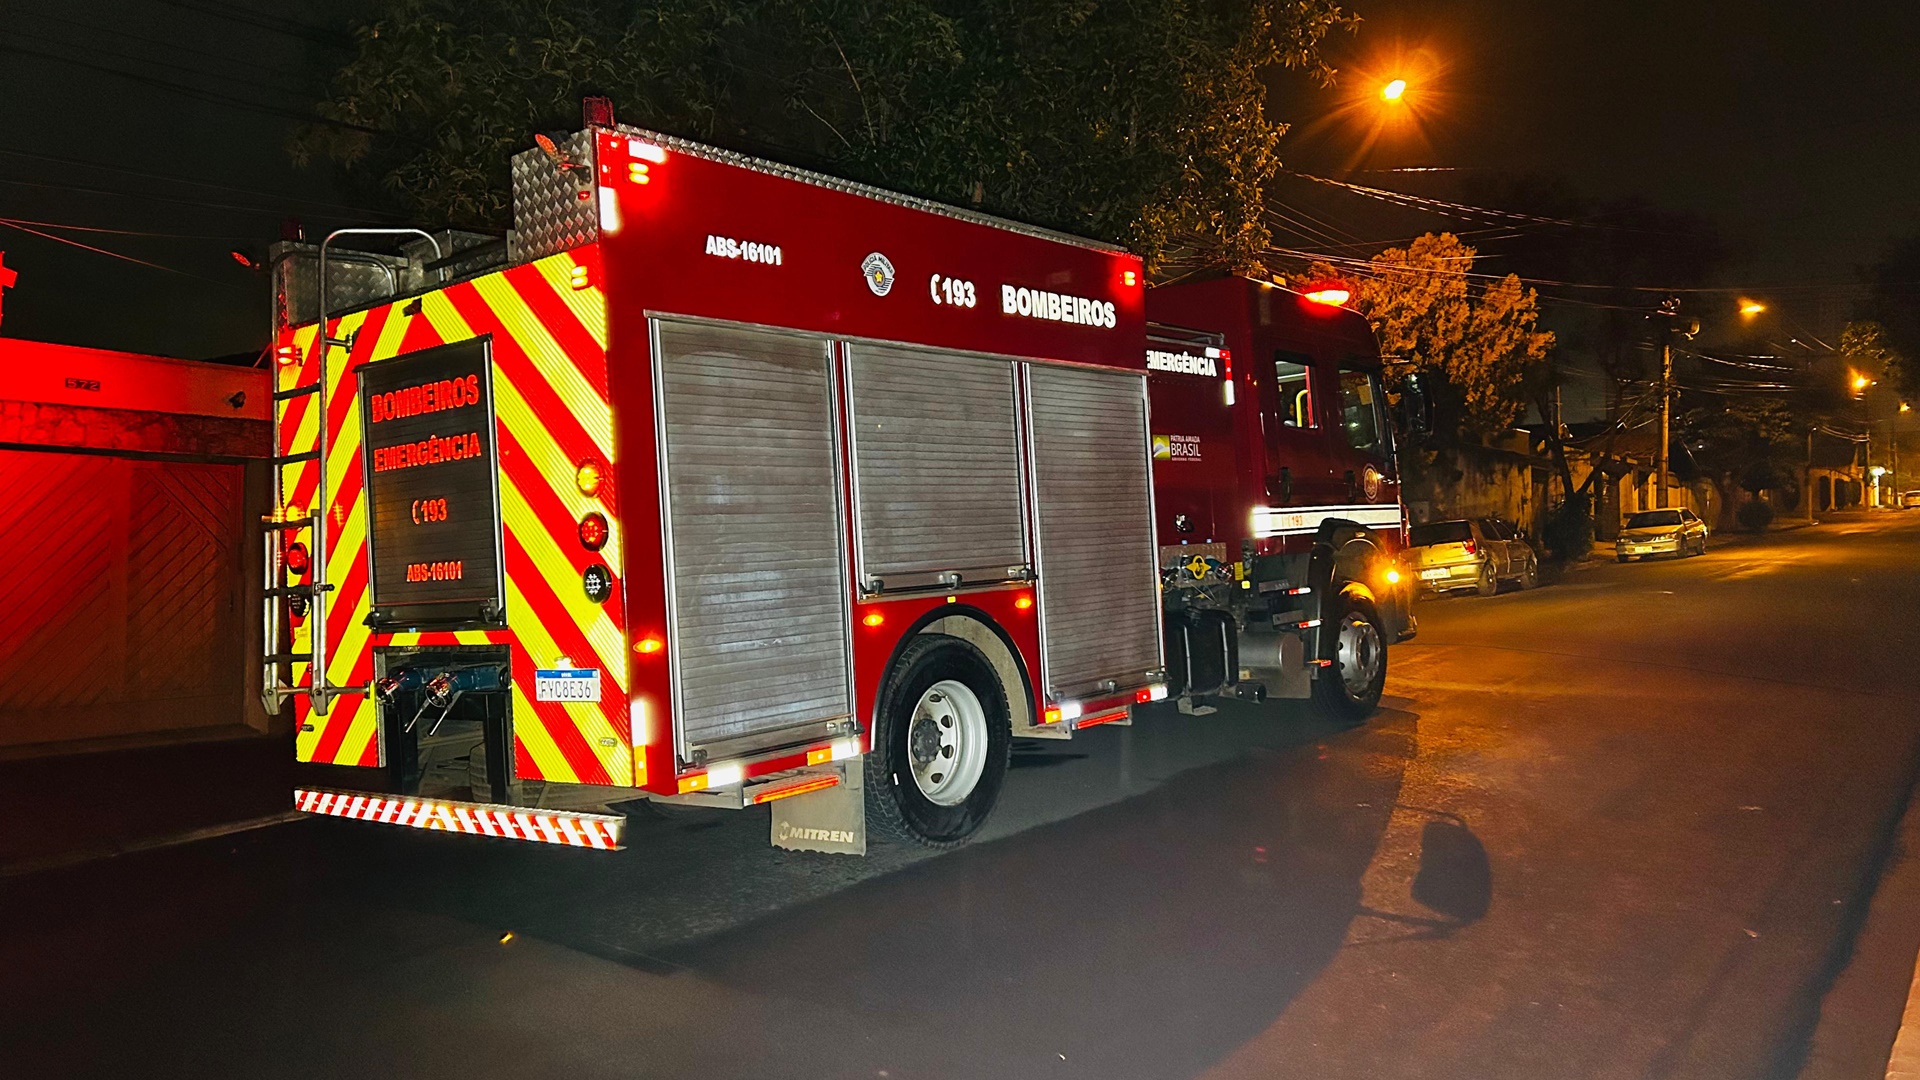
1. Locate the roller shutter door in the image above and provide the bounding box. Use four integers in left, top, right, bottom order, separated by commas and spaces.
654, 320, 851, 753
1027, 365, 1161, 697
0, 450, 248, 748
845, 344, 1026, 590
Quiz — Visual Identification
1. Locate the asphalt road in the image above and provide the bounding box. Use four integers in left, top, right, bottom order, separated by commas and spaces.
6, 514, 1920, 1080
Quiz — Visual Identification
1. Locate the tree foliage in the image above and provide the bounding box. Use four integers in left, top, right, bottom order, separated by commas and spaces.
1679, 398, 1800, 498
291, 0, 1357, 271
1840, 319, 1906, 393
1866, 238, 1920, 402
1311, 233, 1554, 442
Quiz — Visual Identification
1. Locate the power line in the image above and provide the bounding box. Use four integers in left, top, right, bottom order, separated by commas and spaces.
0, 148, 404, 221
0, 43, 376, 134
8, 29, 317, 101
0, 217, 232, 284
11, 8, 313, 78
0, 175, 399, 224
153, 0, 351, 49
0, 215, 255, 242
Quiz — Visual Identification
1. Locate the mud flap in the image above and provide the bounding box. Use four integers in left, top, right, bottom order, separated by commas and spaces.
770, 761, 867, 855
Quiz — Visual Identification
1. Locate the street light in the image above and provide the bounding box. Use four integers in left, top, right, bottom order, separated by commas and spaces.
1853, 371, 1874, 394
1738, 299, 1766, 317
1381, 78, 1408, 102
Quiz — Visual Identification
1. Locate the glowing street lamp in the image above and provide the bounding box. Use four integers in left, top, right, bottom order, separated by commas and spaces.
1381, 78, 1408, 102
1738, 299, 1766, 317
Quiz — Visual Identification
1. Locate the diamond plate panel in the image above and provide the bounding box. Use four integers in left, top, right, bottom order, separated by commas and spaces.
509, 129, 599, 264
271, 242, 407, 329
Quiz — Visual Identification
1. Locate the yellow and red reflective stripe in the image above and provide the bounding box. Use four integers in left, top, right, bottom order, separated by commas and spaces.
280, 253, 625, 785
294, 787, 624, 849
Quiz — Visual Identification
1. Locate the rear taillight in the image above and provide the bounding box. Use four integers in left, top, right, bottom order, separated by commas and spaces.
284, 541, 310, 576
1462, 540, 1477, 556
578, 512, 608, 551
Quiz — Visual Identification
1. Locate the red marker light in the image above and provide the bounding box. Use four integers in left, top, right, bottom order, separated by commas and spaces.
274, 345, 298, 366
578, 512, 609, 551
1303, 287, 1352, 307
284, 541, 310, 577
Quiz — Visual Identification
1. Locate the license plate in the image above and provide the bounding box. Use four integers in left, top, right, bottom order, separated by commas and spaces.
535, 668, 601, 703
1419, 568, 1449, 580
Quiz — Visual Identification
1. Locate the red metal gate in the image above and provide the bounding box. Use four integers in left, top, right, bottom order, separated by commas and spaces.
0, 449, 250, 748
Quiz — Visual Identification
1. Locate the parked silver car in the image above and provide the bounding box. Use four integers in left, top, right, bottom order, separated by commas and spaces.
1405, 517, 1540, 597
1615, 507, 1708, 561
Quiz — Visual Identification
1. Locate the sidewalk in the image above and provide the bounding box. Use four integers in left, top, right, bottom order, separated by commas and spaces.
0, 729, 296, 875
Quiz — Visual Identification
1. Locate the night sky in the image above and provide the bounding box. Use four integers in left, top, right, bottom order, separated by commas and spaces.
3, 0, 1917, 362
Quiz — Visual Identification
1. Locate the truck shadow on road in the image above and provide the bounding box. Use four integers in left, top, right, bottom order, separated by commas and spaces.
0, 705, 1453, 1080
640, 706, 1427, 1080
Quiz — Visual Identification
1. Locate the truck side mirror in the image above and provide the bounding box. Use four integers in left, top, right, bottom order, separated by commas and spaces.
1399, 370, 1435, 447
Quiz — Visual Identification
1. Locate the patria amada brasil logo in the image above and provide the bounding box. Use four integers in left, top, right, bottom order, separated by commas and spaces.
861, 252, 896, 296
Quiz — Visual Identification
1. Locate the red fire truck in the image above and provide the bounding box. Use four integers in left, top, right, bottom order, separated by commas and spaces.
1141, 279, 1416, 718
269, 120, 1166, 853
267, 116, 1412, 854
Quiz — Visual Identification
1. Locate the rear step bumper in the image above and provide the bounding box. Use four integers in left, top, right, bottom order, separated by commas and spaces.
293, 788, 624, 849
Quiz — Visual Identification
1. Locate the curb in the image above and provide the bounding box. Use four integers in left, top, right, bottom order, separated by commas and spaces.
1793, 753, 1920, 1080
0, 810, 303, 881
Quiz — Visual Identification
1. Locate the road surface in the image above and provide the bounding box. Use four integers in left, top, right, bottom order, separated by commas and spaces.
6, 514, 1920, 1079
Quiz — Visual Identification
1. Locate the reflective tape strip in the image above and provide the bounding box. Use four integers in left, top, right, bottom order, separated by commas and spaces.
1251, 504, 1403, 539
293, 788, 624, 849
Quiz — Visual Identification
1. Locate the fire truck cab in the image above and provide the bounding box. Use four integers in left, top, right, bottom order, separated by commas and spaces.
1144, 276, 1417, 718
266, 120, 1166, 853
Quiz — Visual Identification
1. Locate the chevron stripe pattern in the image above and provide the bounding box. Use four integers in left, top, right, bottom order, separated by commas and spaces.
275, 249, 634, 787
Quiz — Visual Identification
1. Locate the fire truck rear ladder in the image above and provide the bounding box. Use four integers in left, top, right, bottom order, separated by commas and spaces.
263, 229, 442, 716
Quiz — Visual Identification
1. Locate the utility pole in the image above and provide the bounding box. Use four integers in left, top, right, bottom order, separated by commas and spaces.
1807, 427, 1816, 524
1652, 298, 1698, 510
1657, 340, 1672, 508
1892, 398, 1902, 502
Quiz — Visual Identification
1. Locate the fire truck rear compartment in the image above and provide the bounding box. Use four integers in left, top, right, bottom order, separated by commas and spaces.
374, 644, 515, 804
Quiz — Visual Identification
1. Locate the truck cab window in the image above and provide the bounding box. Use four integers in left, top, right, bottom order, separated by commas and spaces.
1338, 369, 1387, 456
1274, 354, 1314, 427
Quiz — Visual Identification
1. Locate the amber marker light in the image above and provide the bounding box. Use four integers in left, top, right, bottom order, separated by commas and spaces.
1304, 286, 1352, 307
861, 611, 885, 627
634, 636, 665, 655
576, 459, 605, 496
1014, 594, 1034, 610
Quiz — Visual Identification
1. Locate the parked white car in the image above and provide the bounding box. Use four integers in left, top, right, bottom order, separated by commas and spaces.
1615, 508, 1708, 561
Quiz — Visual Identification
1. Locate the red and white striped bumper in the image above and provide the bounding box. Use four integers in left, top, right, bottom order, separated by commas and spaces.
294, 788, 624, 849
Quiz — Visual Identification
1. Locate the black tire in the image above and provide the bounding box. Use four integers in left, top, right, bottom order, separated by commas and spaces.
1518, 554, 1540, 589
1311, 594, 1388, 724
1617, 554, 1630, 563
864, 633, 1012, 848
1474, 561, 1498, 597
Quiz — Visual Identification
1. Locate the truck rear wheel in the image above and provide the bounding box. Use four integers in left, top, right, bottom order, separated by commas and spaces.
1311, 596, 1387, 724
865, 633, 1012, 848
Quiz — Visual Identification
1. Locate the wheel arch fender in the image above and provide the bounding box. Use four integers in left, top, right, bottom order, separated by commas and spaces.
1305, 519, 1389, 661
870, 605, 1036, 737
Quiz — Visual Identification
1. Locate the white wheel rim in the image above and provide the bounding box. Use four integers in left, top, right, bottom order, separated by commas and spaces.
1337, 612, 1383, 698
908, 679, 988, 806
